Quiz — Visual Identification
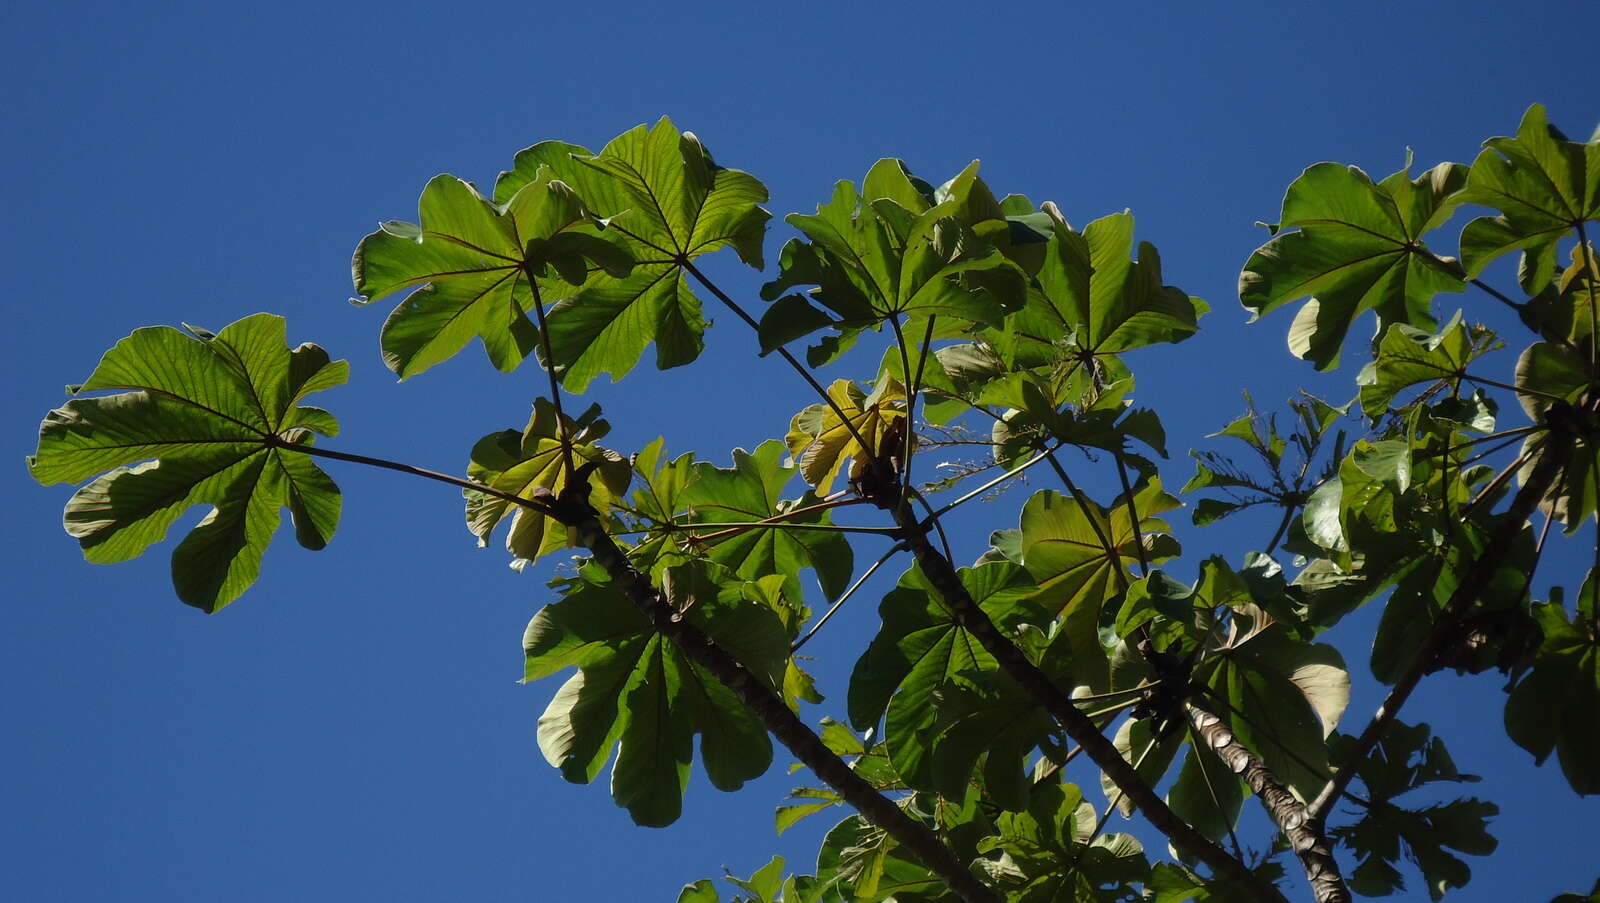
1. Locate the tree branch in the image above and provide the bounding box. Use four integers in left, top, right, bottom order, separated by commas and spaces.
884, 509, 1283, 901
1083, 451, 1345, 898
557, 492, 1002, 903
1306, 426, 1570, 824
522, 269, 577, 481
266, 438, 561, 520
1184, 702, 1347, 903
679, 258, 877, 456
266, 439, 995, 899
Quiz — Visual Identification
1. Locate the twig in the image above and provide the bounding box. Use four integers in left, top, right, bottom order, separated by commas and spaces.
268, 438, 560, 519
923, 442, 1062, 521
791, 542, 908, 653
522, 268, 577, 480
679, 258, 877, 456
1114, 452, 1150, 576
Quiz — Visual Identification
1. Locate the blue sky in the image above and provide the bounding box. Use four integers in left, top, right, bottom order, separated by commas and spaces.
5, 0, 1597, 899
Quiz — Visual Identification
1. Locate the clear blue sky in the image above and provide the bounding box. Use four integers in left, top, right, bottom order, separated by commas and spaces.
5, 0, 1596, 899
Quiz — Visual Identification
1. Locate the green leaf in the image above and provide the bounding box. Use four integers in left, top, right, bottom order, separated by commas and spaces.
846, 561, 1041, 792
1531, 242, 1600, 343
1147, 861, 1289, 903
725, 856, 787, 902
1099, 715, 1184, 818
1006, 206, 1203, 379
775, 787, 841, 836
978, 782, 1150, 899
538, 122, 771, 390
677, 879, 721, 903
785, 378, 906, 495
680, 440, 854, 609
1505, 572, 1600, 795
758, 161, 1026, 359
30, 314, 346, 612
1368, 520, 1530, 683
353, 171, 632, 378
918, 671, 1054, 810
1357, 312, 1498, 416
1458, 104, 1600, 294
844, 564, 1055, 804
1349, 438, 1412, 495
627, 438, 699, 526
1196, 620, 1349, 800
1192, 498, 1244, 527
1115, 570, 1199, 639
1017, 479, 1182, 681
814, 815, 941, 903
1516, 341, 1590, 420
1329, 722, 1498, 901
1240, 159, 1468, 369
369, 119, 768, 391
1300, 442, 1426, 566
525, 570, 788, 826
757, 293, 837, 355
1165, 742, 1245, 847
465, 400, 631, 570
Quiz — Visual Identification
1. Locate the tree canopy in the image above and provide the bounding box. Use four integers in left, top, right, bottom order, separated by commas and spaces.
28, 105, 1600, 903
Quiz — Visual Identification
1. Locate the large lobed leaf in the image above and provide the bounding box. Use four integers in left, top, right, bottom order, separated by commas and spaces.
464, 399, 631, 570
785, 377, 907, 495
845, 561, 1046, 801
757, 159, 1028, 365
1017, 478, 1183, 684
975, 782, 1150, 901
1240, 158, 1468, 370
679, 440, 854, 609
1328, 721, 1497, 900
1458, 104, 1600, 295
353, 170, 631, 378
1504, 572, 1600, 796
525, 564, 789, 827
1006, 205, 1205, 381
30, 314, 346, 612
502, 120, 770, 390
1513, 336, 1600, 532
1357, 312, 1499, 416
355, 118, 769, 390
1194, 609, 1350, 801
812, 813, 943, 903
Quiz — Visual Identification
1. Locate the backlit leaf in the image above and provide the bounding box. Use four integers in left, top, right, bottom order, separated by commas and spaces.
1458, 104, 1600, 295
785, 378, 907, 495
30, 314, 346, 612
680, 440, 854, 609
353, 171, 631, 378
465, 400, 630, 570
758, 161, 1026, 361
1357, 313, 1498, 416
1197, 618, 1349, 800
1504, 572, 1600, 795
1006, 206, 1204, 380
1240, 159, 1468, 370
526, 568, 788, 826
1018, 479, 1183, 682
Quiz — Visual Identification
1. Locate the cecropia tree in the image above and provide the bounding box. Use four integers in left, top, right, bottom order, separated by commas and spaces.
29, 105, 1600, 902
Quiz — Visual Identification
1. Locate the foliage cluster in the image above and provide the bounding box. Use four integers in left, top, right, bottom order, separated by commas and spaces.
29, 106, 1600, 902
